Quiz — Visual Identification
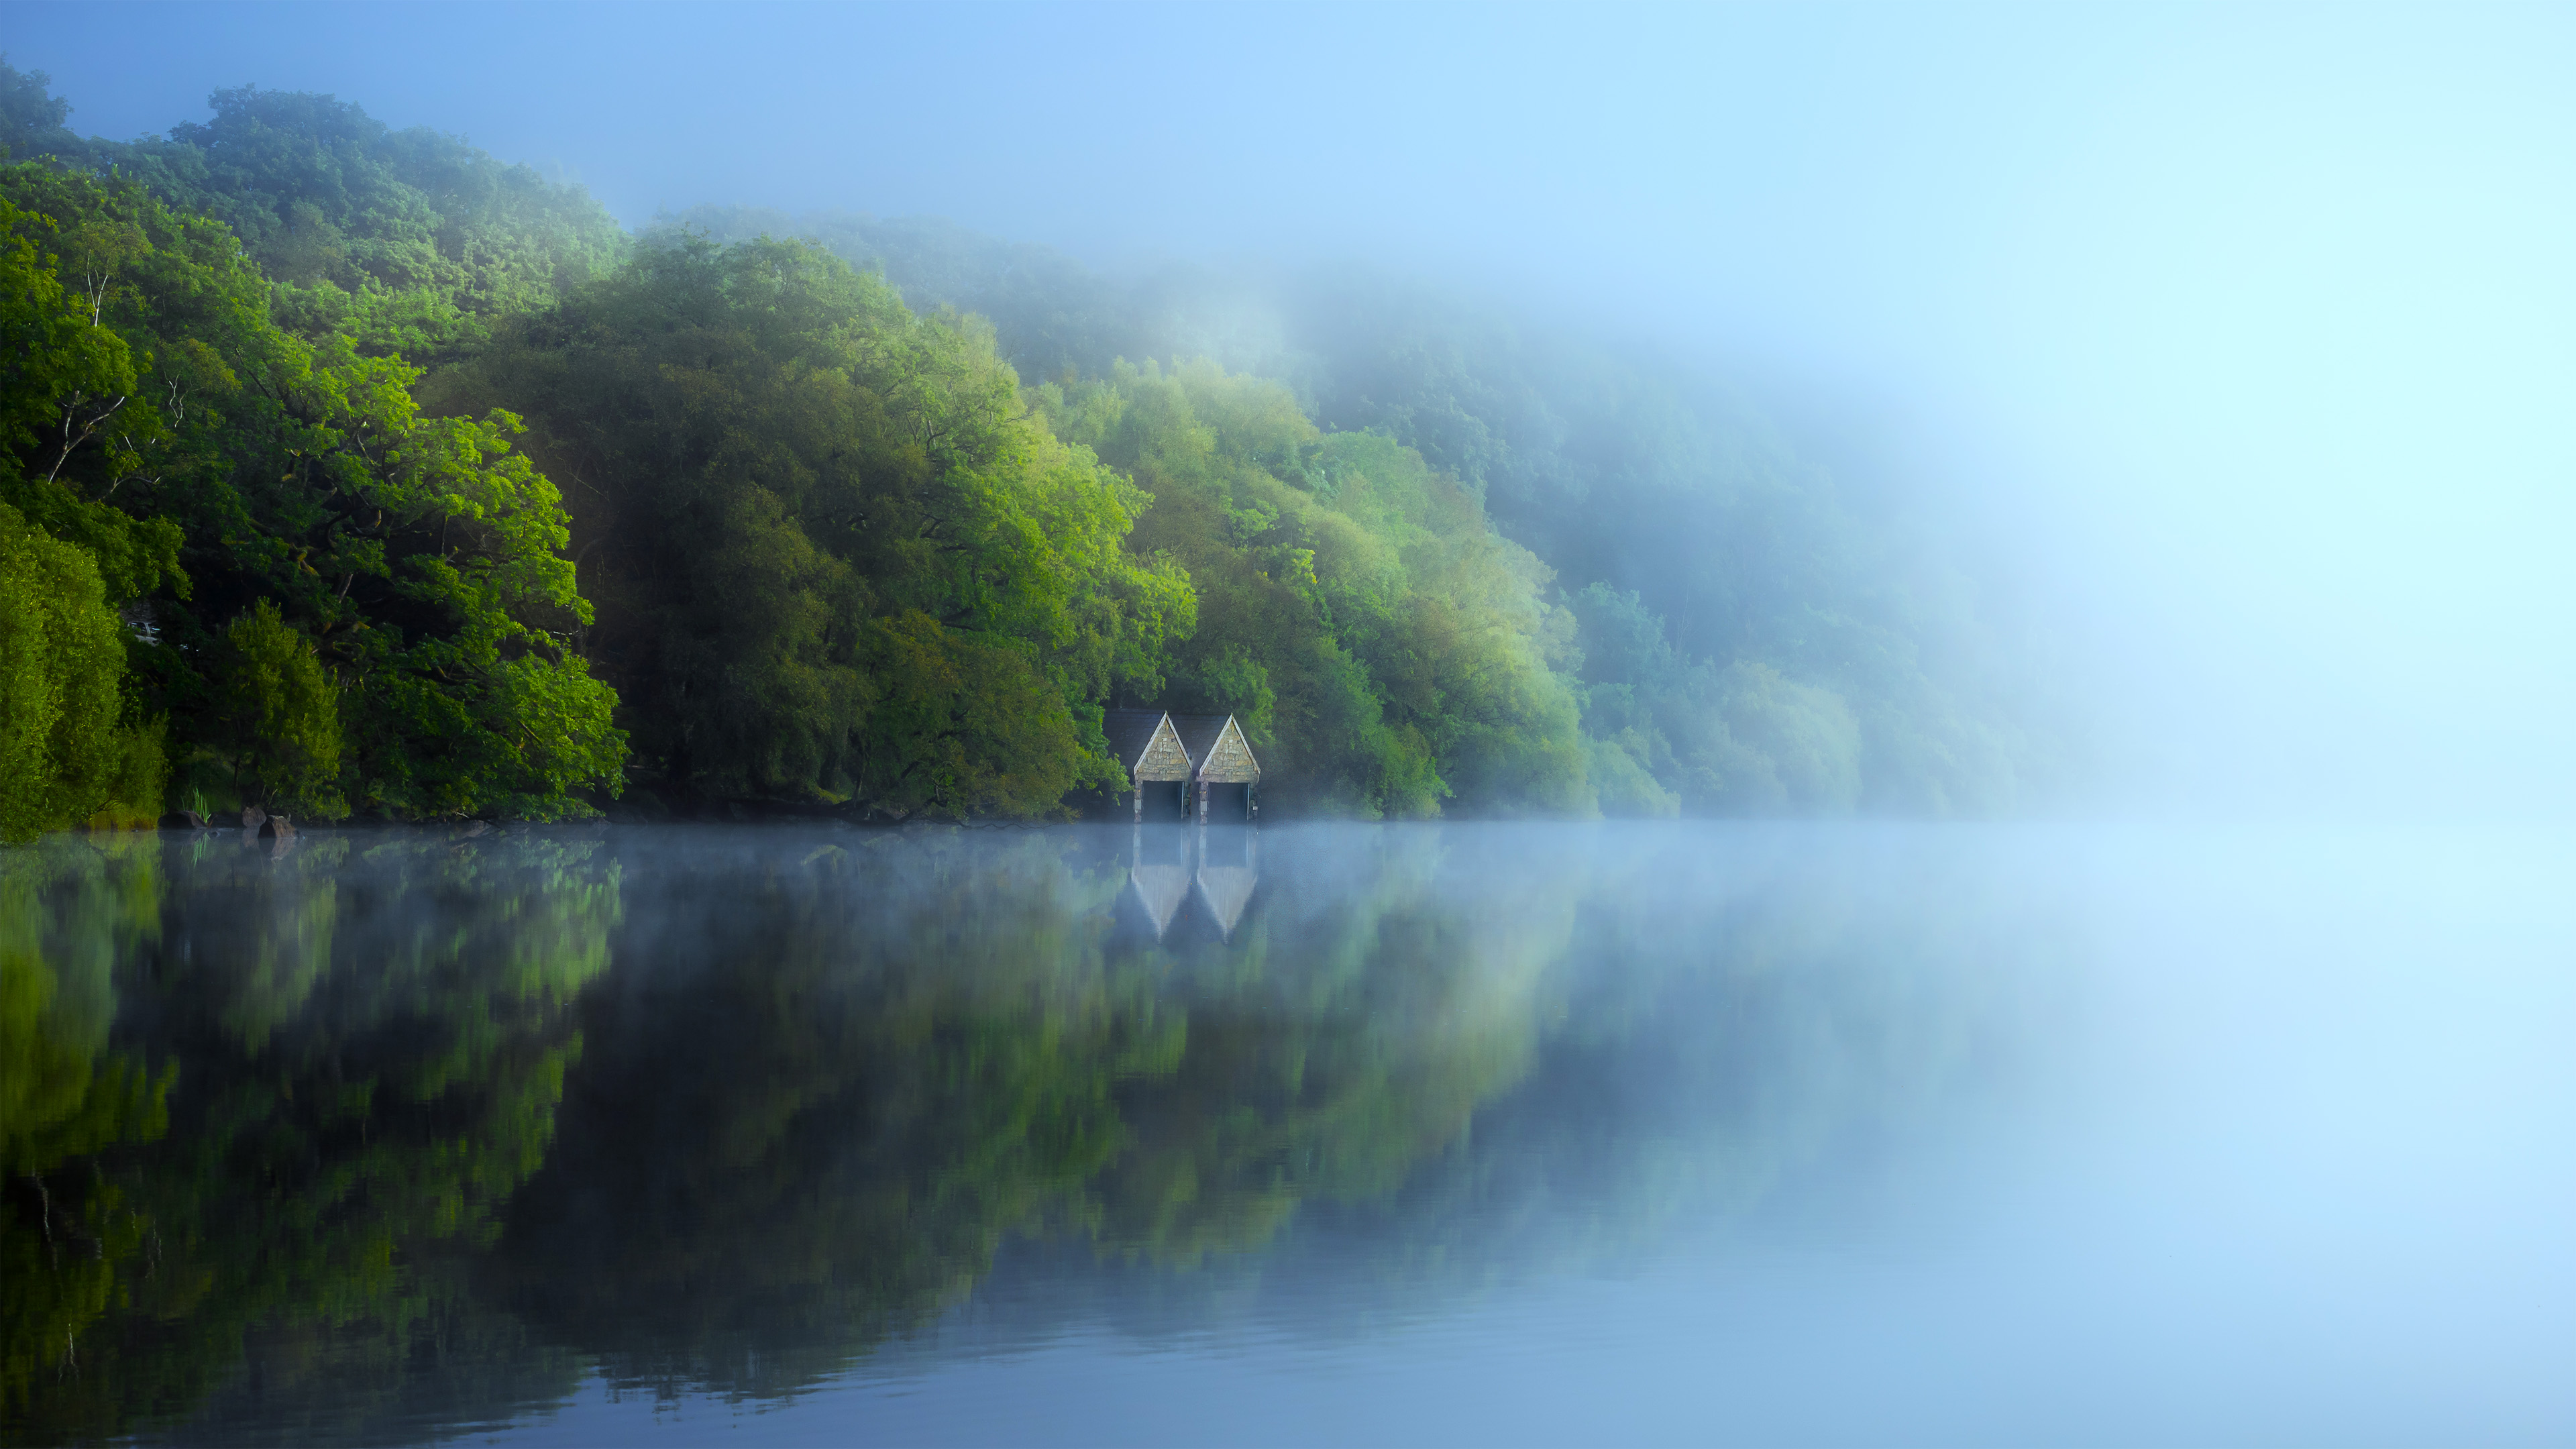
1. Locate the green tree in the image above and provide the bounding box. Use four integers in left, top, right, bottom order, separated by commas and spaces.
0, 504, 143, 841
1566, 583, 1864, 814
0, 191, 184, 604
1036, 361, 1591, 817
0, 58, 83, 166
669, 203, 2057, 816
0, 164, 623, 822
0, 58, 2061, 821
211, 598, 343, 817
451, 236, 1193, 816
0, 72, 630, 364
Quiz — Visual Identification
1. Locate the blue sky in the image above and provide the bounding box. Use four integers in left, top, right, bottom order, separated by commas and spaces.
7, 1, 2571, 814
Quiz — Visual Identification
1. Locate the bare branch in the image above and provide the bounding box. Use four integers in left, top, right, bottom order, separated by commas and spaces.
43, 394, 128, 486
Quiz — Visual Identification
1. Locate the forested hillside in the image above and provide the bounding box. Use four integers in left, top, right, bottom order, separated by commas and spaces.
0, 62, 2052, 830
662, 208, 2047, 814
0, 151, 621, 841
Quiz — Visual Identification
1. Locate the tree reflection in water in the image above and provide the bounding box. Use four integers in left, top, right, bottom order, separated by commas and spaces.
0, 823, 2045, 1443
3, 831, 616, 1444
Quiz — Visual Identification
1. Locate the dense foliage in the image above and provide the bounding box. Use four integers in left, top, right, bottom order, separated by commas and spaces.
0, 159, 622, 830
2, 74, 627, 362
1035, 361, 1589, 816
435, 238, 1193, 816
0, 61, 2052, 823
0, 503, 155, 841
669, 206, 2052, 814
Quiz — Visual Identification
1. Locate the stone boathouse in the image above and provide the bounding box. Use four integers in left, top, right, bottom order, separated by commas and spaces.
1104, 708, 1193, 821
1172, 714, 1261, 822
1104, 709, 1263, 822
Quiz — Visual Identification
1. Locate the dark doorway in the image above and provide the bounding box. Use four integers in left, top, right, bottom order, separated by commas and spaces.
1137, 780, 1193, 822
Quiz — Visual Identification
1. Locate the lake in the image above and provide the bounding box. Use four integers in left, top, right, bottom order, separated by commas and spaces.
4, 821, 2572, 1445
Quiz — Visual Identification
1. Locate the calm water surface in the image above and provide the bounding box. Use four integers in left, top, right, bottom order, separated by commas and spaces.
3, 822, 2571, 1445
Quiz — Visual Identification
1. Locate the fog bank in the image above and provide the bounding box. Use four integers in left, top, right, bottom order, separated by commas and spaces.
9, 1, 2569, 816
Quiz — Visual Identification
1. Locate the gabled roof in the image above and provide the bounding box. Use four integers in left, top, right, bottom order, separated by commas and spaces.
1172, 713, 1260, 783
1103, 708, 1175, 771
1168, 714, 1229, 767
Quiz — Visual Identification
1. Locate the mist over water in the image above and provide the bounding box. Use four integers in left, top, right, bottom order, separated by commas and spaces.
6, 820, 2571, 1444
3, 5, 2574, 1442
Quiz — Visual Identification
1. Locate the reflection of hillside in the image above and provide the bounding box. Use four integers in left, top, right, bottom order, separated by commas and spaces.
1, 839, 170, 1434
494, 826, 1564, 1394
0, 824, 2045, 1442
1092, 826, 1578, 1266
494, 830, 1159, 1399
968, 827, 2065, 1350
1, 834, 620, 1446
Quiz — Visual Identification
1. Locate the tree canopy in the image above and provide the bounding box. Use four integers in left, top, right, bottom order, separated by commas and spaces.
2, 70, 627, 362
439, 236, 1195, 816
0, 60, 2058, 825
0, 160, 623, 828
667, 205, 2055, 815
1035, 360, 1590, 816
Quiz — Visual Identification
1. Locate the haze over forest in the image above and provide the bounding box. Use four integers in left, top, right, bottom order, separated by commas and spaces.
4, 2, 2571, 828
5, 11, 2576, 1440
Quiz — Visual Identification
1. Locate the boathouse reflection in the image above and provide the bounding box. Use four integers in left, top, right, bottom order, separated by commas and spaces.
1193, 827, 1257, 940
1124, 824, 1260, 942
